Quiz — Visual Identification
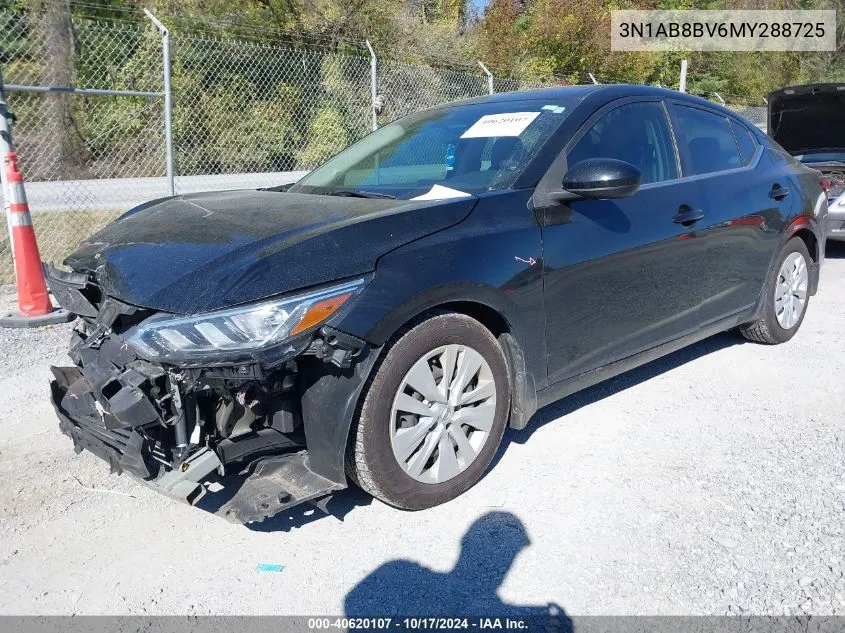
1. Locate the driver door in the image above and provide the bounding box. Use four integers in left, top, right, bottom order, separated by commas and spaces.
539, 99, 707, 385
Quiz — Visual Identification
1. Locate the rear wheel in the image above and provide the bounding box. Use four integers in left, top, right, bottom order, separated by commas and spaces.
346, 312, 510, 510
740, 237, 811, 344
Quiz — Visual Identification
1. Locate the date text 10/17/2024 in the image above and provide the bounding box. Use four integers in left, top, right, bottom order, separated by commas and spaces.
306, 617, 542, 630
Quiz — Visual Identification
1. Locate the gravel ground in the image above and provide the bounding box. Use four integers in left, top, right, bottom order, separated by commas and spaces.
0, 246, 844, 617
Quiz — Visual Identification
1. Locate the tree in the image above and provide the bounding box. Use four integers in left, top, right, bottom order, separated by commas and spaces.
30, 0, 90, 178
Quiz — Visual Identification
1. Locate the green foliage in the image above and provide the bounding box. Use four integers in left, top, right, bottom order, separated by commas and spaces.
475, 0, 666, 84
3, 0, 842, 185
475, 0, 842, 101
169, 57, 305, 174
199, 77, 303, 173
298, 104, 348, 167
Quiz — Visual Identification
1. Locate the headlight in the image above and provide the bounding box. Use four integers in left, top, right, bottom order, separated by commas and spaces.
127, 278, 366, 361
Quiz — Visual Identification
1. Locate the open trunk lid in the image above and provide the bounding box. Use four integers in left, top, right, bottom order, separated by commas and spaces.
767, 84, 845, 156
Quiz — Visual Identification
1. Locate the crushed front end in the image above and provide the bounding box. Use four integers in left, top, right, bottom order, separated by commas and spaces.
46, 265, 373, 523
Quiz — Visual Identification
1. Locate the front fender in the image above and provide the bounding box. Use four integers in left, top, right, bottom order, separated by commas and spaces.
329, 189, 546, 384
343, 277, 532, 347
307, 191, 546, 478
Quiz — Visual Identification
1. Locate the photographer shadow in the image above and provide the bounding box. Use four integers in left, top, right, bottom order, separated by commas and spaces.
344, 511, 572, 630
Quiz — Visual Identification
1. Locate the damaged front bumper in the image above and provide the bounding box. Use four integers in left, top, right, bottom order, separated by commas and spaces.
51, 365, 159, 480
46, 268, 375, 524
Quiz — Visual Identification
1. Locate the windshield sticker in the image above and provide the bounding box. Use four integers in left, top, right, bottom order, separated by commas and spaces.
542, 104, 566, 114
411, 184, 472, 201
445, 144, 457, 172
460, 112, 540, 139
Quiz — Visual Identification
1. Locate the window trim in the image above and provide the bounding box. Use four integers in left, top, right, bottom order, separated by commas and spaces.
665, 100, 760, 180
729, 118, 763, 166
534, 96, 683, 209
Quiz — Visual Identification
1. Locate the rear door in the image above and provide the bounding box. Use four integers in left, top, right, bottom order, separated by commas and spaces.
539, 99, 708, 384
666, 102, 792, 325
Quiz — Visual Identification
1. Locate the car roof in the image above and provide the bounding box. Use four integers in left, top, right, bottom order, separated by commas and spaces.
455, 83, 744, 120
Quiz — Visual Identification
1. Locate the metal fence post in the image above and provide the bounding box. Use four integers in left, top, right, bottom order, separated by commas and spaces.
0, 69, 16, 259
144, 9, 175, 196
478, 61, 494, 95
365, 40, 378, 131
679, 59, 688, 93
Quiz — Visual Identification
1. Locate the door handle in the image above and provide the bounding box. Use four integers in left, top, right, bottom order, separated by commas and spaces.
769, 186, 791, 200
673, 208, 705, 226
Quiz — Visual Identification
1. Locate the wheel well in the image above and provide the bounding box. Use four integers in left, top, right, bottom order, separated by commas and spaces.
793, 228, 818, 262
436, 301, 538, 427
341, 299, 521, 485
352, 301, 533, 436
437, 301, 511, 337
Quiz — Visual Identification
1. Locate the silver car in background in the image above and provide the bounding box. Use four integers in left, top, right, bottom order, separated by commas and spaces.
768, 83, 845, 241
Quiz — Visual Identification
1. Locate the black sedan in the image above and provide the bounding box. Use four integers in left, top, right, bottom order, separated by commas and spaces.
46, 85, 827, 522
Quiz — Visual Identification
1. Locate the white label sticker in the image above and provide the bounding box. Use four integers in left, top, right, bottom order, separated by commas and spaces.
460, 112, 540, 139
410, 184, 472, 201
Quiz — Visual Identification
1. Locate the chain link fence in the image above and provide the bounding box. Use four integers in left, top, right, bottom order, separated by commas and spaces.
1, 7, 167, 282
723, 104, 767, 129
169, 35, 372, 193
0, 6, 769, 284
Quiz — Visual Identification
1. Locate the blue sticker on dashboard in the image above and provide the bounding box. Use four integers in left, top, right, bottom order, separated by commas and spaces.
445, 144, 456, 171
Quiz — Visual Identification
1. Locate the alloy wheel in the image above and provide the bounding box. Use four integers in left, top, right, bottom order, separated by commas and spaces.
389, 344, 497, 484
774, 251, 809, 330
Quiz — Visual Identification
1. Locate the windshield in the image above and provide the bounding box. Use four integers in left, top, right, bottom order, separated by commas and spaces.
289, 100, 572, 200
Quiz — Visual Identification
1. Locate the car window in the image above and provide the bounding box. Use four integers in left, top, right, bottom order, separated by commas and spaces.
567, 102, 678, 185
730, 120, 759, 164
673, 106, 743, 175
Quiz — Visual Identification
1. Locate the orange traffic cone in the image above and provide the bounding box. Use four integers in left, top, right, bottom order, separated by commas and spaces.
1, 152, 72, 328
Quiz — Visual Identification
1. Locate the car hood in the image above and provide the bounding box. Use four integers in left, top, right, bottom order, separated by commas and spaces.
767, 84, 845, 156
65, 190, 477, 314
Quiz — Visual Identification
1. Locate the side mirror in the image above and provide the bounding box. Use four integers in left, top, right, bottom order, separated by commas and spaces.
554, 158, 642, 201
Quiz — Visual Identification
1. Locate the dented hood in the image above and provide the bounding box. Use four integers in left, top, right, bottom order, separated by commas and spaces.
767, 84, 845, 155
66, 190, 476, 314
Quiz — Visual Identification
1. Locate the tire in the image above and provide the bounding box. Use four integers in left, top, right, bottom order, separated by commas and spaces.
740, 237, 812, 344
346, 312, 510, 510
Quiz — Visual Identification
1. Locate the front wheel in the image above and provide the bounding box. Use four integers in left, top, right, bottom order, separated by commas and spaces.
740, 236, 812, 344
346, 312, 510, 510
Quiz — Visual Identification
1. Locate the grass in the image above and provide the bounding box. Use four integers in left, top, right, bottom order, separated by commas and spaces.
0, 209, 120, 284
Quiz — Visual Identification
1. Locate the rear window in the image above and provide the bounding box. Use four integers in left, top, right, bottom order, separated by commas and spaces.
731, 121, 759, 164
673, 105, 743, 176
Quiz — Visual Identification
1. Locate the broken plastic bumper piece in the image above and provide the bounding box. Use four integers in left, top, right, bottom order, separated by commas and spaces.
50, 365, 340, 522
215, 453, 343, 524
